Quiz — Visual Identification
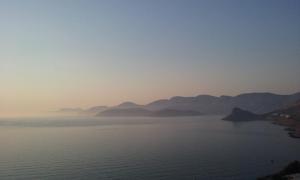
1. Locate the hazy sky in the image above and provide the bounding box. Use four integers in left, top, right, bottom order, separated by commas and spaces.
0, 0, 300, 116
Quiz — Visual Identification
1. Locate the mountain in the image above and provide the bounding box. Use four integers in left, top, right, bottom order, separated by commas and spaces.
58, 92, 300, 116
98, 108, 152, 117
152, 109, 202, 117
268, 100, 300, 120
222, 108, 263, 121
114, 102, 143, 109
97, 108, 202, 117
145, 92, 300, 114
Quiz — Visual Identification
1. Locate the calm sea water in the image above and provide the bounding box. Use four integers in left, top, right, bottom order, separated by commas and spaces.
0, 115, 299, 180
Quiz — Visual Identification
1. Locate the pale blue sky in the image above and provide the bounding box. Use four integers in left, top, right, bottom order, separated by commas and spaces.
0, 0, 299, 115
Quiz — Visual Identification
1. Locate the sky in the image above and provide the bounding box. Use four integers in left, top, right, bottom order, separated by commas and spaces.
0, 0, 300, 116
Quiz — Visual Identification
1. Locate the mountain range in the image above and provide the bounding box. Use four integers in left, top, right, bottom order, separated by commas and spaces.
57, 92, 300, 116
97, 108, 202, 117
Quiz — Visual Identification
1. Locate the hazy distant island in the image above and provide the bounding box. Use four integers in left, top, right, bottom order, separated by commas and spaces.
55, 106, 108, 115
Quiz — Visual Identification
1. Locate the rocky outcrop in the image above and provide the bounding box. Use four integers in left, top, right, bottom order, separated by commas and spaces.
222, 108, 263, 121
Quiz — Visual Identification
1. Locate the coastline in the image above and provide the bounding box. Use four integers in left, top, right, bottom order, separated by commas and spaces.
257, 161, 300, 180
272, 118, 300, 139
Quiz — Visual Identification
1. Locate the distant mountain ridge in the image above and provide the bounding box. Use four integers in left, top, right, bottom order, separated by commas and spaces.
115, 102, 142, 109
98, 108, 152, 117
97, 108, 202, 117
144, 92, 300, 114
58, 92, 300, 116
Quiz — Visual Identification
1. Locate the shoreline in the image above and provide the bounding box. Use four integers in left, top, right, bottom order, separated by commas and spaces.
257, 161, 300, 180
272, 118, 300, 139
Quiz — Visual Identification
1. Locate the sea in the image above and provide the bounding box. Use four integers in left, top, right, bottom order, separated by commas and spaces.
0, 115, 299, 180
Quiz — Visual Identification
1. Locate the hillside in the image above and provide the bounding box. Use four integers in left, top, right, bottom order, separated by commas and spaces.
97, 108, 202, 117
145, 92, 300, 114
